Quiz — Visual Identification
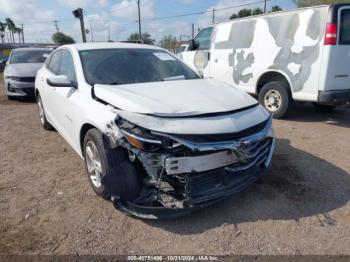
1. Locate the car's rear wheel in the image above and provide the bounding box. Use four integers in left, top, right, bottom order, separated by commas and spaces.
37, 94, 53, 130
83, 128, 140, 200
259, 81, 291, 119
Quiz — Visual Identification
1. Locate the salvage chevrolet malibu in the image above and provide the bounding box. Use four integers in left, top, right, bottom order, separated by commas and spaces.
35, 43, 275, 219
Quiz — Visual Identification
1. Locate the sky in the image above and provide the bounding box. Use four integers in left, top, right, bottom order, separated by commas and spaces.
0, 0, 296, 44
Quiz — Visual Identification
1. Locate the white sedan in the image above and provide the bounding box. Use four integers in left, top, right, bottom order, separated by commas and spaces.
35, 43, 274, 219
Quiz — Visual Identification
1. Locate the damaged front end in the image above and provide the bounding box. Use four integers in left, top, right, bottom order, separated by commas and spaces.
103, 110, 275, 219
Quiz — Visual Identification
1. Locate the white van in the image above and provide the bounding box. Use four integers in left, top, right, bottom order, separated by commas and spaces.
180, 4, 350, 118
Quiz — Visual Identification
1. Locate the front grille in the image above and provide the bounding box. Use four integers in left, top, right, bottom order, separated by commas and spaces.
18, 77, 35, 82
184, 137, 273, 203
173, 119, 269, 143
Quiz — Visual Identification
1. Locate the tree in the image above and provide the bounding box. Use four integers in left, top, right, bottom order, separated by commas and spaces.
292, 0, 349, 7
271, 5, 283, 12
14, 27, 22, 43
0, 22, 6, 43
229, 13, 238, 19
5, 18, 16, 43
159, 35, 178, 51
253, 8, 264, 15
238, 9, 253, 18
230, 8, 253, 20
52, 32, 75, 45
127, 32, 155, 45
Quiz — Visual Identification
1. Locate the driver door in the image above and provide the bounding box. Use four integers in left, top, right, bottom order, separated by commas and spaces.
181, 26, 213, 77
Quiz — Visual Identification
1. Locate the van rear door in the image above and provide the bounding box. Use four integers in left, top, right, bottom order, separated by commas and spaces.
320, 5, 350, 90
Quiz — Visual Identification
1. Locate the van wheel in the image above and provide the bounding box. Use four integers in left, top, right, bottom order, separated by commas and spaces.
259, 81, 291, 119
83, 128, 133, 199
312, 103, 336, 111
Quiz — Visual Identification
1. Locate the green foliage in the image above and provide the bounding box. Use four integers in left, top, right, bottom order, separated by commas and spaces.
159, 35, 178, 50
52, 32, 75, 45
230, 6, 283, 20
127, 32, 155, 45
253, 8, 264, 15
271, 5, 283, 12
293, 0, 350, 7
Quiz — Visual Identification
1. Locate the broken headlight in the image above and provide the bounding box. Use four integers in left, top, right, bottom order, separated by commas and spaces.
117, 118, 176, 151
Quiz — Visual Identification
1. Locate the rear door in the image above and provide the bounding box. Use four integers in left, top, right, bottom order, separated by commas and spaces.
38, 49, 62, 125
321, 5, 350, 92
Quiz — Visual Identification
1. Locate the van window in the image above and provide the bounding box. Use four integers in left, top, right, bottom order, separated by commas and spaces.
339, 9, 350, 45
194, 27, 213, 51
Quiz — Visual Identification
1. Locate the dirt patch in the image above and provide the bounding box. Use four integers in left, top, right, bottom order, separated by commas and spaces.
0, 78, 349, 255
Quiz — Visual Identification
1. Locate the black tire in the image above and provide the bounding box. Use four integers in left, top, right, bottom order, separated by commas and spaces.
258, 81, 291, 119
7, 95, 16, 101
312, 103, 337, 111
37, 94, 53, 130
83, 128, 137, 199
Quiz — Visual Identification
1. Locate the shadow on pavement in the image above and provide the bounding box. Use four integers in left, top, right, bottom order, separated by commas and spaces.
146, 138, 350, 234
283, 103, 350, 128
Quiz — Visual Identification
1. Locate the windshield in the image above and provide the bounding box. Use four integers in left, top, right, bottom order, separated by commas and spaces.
10, 50, 51, 64
79, 48, 200, 85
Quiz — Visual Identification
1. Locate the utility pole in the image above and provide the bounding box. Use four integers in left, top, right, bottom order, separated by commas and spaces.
212, 8, 215, 24
53, 20, 60, 32
72, 8, 87, 42
89, 22, 94, 42
137, 0, 142, 43
107, 20, 111, 41
21, 23, 24, 43
264, 0, 267, 13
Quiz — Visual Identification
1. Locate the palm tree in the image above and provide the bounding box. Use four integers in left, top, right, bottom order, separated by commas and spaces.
5, 18, 16, 44
14, 27, 22, 43
0, 22, 6, 43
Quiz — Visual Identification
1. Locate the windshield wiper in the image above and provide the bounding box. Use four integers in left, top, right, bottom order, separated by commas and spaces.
162, 75, 185, 81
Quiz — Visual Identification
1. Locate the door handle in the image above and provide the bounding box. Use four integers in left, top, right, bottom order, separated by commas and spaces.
214, 58, 218, 63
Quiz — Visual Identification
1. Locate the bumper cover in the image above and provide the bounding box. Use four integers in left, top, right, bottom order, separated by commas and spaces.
7, 80, 35, 97
318, 90, 350, 105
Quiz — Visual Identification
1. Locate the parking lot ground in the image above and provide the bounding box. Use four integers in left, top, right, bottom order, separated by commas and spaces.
0, 78, 350, 255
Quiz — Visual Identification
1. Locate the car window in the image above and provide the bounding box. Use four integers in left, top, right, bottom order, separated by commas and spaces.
193, 27, 213, 51
58, 50, 76, 83
79, 48, 200, 86
339, 9, 350, 45
10, 50, 51, 64
48, 51, 62, 74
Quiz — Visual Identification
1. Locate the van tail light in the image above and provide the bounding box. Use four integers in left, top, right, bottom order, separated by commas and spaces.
324, 23, 337, 45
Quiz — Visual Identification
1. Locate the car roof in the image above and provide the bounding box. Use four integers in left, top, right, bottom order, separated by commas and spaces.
65, 42, 164, 51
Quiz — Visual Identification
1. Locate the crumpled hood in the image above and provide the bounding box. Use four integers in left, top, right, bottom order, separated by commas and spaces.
6, 63, 43, 77
94, 79, 258, 117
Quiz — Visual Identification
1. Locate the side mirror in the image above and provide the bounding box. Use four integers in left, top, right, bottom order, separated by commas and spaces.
189, 39, 196, 51
47, 75, 77, 88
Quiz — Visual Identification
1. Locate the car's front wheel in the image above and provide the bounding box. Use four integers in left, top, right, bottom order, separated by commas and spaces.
37, 94, 53, 130
83, 128, 140, 200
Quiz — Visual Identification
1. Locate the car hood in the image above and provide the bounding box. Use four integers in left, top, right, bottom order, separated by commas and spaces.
94, 79, 258, 117
6, 63, 43, 77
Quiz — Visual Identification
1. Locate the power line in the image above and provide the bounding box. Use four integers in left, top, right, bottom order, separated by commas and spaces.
139, 0, 271, 22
